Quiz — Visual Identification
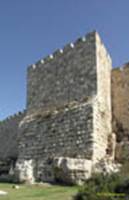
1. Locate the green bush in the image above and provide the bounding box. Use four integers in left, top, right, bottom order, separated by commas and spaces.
74, 173, 129, 200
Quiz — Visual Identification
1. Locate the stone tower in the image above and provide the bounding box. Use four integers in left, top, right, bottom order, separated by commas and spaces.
15, 31, 113, 184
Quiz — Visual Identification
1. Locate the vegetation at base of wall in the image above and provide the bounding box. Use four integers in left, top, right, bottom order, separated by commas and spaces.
0, 174, 16, 183
74, 172, 129, 200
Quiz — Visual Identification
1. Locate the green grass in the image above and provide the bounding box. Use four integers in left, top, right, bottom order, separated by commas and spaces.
0, 183, 78, 200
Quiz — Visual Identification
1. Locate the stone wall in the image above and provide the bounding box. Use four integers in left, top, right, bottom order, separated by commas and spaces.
112, 64, 129, 141
0, 111, 26, 176
27, 31, 97, 113
93, 33, 112, 161
17, 101, 94, 183
16, 31, 99, 183
112, 64, 129, 163
0, 111, 26, 160
16, 31, 113, 184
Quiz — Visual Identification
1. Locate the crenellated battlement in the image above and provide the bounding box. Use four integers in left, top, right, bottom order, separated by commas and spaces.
28, 31, 97, 72
0, 110, 26, 125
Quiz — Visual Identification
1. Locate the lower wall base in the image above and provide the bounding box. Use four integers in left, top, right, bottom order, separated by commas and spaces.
15, 156, 121, 185
17, 102, 94, 185
15, 157, 92, 185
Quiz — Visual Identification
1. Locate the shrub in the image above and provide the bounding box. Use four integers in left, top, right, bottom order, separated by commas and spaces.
74, 173, 129, 200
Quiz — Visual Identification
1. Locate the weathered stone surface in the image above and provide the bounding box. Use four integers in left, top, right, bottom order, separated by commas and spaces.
17, 102, 94, 183
0, 111, 26, 178
53, 157, 92, 185
0, 111, 25, 160
15, 159, 35, 183
115, 141, 129, 162
112, 64, 129, 140
112, 64, 129, 163
93, 158, 121, 175
93, 33, 112, 161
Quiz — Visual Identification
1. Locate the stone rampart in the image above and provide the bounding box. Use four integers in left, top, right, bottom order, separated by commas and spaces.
112, 64, 129, 141
0, 111, 26, 160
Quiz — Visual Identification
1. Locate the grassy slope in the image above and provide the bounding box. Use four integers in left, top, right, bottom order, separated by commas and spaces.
0, 184, 78, 200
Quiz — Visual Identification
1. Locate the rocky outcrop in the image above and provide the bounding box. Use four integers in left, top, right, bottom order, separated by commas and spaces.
53, 157, 92, 185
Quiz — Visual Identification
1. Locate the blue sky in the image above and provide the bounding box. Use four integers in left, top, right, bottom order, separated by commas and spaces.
0, 0, 129, 120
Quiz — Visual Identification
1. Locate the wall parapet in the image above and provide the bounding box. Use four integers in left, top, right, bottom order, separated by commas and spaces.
28, 31, 97, 72
0, 110, 26, 125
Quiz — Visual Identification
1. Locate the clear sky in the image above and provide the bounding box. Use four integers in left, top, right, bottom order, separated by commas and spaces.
0, 0, 129, 120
